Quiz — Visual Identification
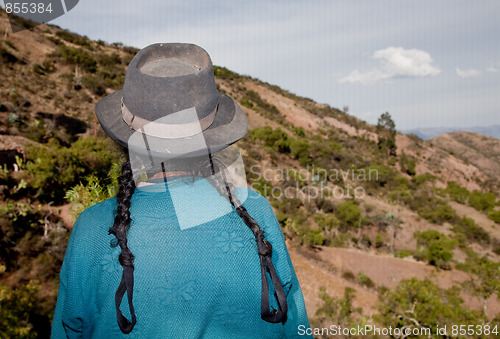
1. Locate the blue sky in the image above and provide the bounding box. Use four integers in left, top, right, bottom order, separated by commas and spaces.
3, 0, 499, 130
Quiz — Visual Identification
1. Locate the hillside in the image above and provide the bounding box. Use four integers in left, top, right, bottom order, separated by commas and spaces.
430, 132, 500, 185
1, 9, 500, 337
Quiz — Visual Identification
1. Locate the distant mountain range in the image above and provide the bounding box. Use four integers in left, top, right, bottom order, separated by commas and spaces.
403, 125, 500, 140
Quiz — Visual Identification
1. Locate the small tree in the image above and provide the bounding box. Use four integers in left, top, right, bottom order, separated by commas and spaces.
376, 112, 397, 157
377, 278, 485, 337
459, 253, 500, 314
314, 286, 362, 330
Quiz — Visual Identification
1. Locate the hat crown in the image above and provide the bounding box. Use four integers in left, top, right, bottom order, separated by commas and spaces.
122, 43, 218, 123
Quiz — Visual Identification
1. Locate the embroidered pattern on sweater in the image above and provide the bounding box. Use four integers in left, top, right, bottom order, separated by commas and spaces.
214, 231, 245, 253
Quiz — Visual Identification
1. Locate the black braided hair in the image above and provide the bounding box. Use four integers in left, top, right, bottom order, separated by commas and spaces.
109, 160, 137, 333
205, 154, 288, 324
109, 154, 287, 334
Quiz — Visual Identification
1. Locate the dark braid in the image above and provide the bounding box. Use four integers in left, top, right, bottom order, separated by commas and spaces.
206, 154, 288, 324
109, 160, 137, 334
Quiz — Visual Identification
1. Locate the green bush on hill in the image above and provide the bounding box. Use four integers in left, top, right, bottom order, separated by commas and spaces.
443, 181, 470, 204
336, 200, 362, 231
418, 202, 457, 225
23, 137, 123, 203
458, 253, 500, 312
414, 230, 457, 269
399, 150, 417, 176
56, 31, 93, 49
50, 45, 97, 73
0, 280, 46, 339
488, 209, 500, 224
377, 278, 485, 337
452, 217, 490, 245
313, 286, 362, 330
242, 90, 283, 122
469, 190, 496, 212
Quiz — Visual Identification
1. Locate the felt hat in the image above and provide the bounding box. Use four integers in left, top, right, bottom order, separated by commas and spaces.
95, 43, 247, 158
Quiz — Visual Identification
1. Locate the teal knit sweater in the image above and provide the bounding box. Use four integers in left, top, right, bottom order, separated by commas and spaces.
51, 177, 311, 338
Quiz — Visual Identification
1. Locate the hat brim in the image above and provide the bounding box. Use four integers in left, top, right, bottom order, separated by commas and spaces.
95, 90, 248, 158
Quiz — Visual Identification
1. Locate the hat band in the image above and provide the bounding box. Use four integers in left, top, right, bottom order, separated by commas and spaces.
121, 98, 218, 139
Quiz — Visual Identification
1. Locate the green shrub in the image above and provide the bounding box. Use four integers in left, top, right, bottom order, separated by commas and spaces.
213, 66, 243, 82
243, 90, 282, 121
4, 40, 18, 51
96, 68, 125, 89
0, 201, 45, 270
122, 46, 140, 55
452, 217, 490, 245
303, 228, 325, 246
492, 239, 500, 255
457, 253, 500, 305
315, 197, 335, 213
412, 172, 436, 186
399, 150, 417, 176
331, 232, 351, 248
10, 14, 36, 30
56, 31, 93, 48
314, 286, 360, 328
336, 200, 361, 231
342, 271, 355, 281
357, 272, 375, 288
313, 213, 339, 231
251, 127, 290, 153
1, 48, 19, 64
488, 209, 500, 224
249, 176, 272, 197
239, 97, 253, 109
96, 52, 122, 67
50, 45, 97, 72
418, 199, 457, 225
361, 234, 372, 247
469, 190, 496, 212
65, 163, 120, 220
0, 280, 45, 338
377, 278, 485, 336
362, 164, 394, 188
414, 230, 457, 269
24, 136, 123, 202
289, 138, 312, 166
394, 249, 413, 258
81, 74, 106, 96
444, 181, 470, 204
32, 59, 55, 76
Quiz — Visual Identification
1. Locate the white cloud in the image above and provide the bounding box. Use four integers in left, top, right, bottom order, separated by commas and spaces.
486, 66, 498, 73
456, 67, 482, 78
339, 47, 441, 85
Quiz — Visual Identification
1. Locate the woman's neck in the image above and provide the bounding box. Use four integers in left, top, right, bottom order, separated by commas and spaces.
149, 171, 191, 180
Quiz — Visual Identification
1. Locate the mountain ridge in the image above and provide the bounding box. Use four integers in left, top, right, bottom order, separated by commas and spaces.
404, 125, 500, 140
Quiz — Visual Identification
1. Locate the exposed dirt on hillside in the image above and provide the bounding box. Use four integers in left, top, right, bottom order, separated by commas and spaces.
396, 134, 486, 192
244, 81, 321, 132
216, 80, 283, 131
360, 194, 457, 251
289, 246, 500, 319
431, 132, 500, 188
449, 201, 499, 239
0, 134, 33, 151
323, 116, 378, 142
243, 81, 380, 143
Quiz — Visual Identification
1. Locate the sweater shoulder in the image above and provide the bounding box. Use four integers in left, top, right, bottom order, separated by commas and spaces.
70, 197, 118, 240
